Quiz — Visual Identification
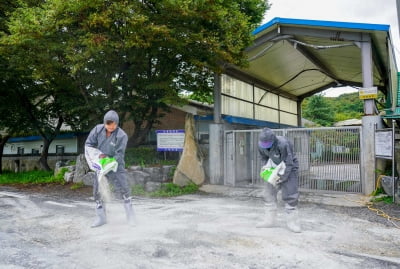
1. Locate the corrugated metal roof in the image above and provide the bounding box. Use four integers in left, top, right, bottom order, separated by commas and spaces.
253, 17, 390, 35
226, 17, 397, 103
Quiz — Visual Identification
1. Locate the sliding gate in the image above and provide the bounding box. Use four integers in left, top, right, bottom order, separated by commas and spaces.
224, 127, 362, 193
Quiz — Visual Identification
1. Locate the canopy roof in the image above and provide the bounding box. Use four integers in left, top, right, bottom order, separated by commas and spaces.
226, 17, 398, 101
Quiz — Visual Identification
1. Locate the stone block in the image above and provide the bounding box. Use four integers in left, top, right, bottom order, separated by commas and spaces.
145, 181, 162, 192
143, 167, 162, 182
129, 165, 143, 171
161, 165, 175, 182
126, 170, 150, 187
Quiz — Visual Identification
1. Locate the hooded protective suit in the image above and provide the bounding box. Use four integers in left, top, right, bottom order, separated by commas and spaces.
85, 110, 135, 227
258, 127, 299, 207
257, 128, 301, 232
85, 110, 130, 201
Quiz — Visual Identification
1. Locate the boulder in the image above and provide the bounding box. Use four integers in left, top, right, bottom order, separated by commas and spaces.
73, 154, 90, 183
173, 114, 205, 186
64, 171, 75, 183
82, 172, 96, 186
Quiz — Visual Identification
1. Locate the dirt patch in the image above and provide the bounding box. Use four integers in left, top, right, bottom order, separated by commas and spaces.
2, 183, 93, 201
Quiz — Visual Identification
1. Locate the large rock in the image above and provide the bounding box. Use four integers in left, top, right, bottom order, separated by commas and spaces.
64, 171, 75, 183
73, 154, 90, 183
82, 172, 96, 186
173, 114, 205, 186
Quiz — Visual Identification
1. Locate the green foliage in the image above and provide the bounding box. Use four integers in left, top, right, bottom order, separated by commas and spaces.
1, 0, 269, 148
131, 185, 146, 196
302, 92, 365, 125
152, 182, 199, 197
125, 147, 178, 167
0, 171, 62, 184
370, 193, 393, 204
302, 94, 335, 126
125, 147, 159, 166
131, 182, 199, 197
371, 187, 385, 197
54, 167, 68, 181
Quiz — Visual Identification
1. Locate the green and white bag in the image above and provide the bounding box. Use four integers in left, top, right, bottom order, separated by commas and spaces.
260, 159, 286, 186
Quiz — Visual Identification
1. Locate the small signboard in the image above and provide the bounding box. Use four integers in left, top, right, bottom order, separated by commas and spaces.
359, 87, 378, 100
156, 130, 185, 151
375, 130, 392, 158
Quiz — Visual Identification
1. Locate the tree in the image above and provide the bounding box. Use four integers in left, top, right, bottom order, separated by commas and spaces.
3, 0, 269, 146
302, 94, 335, 126
1, 0, 87, 170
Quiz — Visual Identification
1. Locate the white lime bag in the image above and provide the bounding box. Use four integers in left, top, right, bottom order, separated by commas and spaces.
260, 159, 286, 186
85, 146, 118, 181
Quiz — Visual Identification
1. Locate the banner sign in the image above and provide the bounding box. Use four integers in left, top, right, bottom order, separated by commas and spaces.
156, 130, 185, 151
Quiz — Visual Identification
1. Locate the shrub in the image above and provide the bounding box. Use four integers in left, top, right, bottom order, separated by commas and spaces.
130, 182, 199, 197
0, 171, 61, 184
125, 146, 178, 167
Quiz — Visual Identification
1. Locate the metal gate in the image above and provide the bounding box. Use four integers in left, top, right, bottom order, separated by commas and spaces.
224, 127, 362, 193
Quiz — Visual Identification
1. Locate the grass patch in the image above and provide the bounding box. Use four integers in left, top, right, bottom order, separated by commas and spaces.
131, 185, 146, 196
0, 170, 62, 185
54, 167, 69, 182
70, 182, 85, 190
131, 182, 199, 197
370, 195, 393, 204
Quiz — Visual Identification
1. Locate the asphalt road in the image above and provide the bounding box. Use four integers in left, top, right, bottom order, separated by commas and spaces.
1, 188, 400, 269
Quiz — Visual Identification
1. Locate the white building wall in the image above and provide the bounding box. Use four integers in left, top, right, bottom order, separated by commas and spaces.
3, 138, 78, 155
221, 74, 298, 126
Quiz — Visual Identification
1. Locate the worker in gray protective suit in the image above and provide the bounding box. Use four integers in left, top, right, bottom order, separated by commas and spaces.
85, 110, 135, 228
257, 127, 301, 233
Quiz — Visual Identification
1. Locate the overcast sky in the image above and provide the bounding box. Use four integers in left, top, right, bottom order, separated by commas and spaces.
262, 0, 400, 97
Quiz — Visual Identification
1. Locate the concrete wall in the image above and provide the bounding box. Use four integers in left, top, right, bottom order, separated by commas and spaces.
2, 155, 77, 172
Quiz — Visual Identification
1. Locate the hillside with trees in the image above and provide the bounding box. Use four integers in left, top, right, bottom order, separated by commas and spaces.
302, 92, 364, 127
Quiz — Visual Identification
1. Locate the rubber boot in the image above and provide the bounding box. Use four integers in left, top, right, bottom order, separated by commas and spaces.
256, 203, 277, 228
285, 205, 301, 233
123, 196, 136, 226
91, 201, 107, 228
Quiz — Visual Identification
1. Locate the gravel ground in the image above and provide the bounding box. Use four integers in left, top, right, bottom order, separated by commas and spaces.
5, 182, 400, 229
1, 183, 400, 269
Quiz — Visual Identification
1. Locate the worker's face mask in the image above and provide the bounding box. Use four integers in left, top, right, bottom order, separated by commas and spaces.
259, 140, 273, 149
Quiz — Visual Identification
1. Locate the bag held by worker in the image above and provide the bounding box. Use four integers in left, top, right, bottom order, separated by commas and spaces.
260, 159, 286, 186
85, 146, 118, 180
